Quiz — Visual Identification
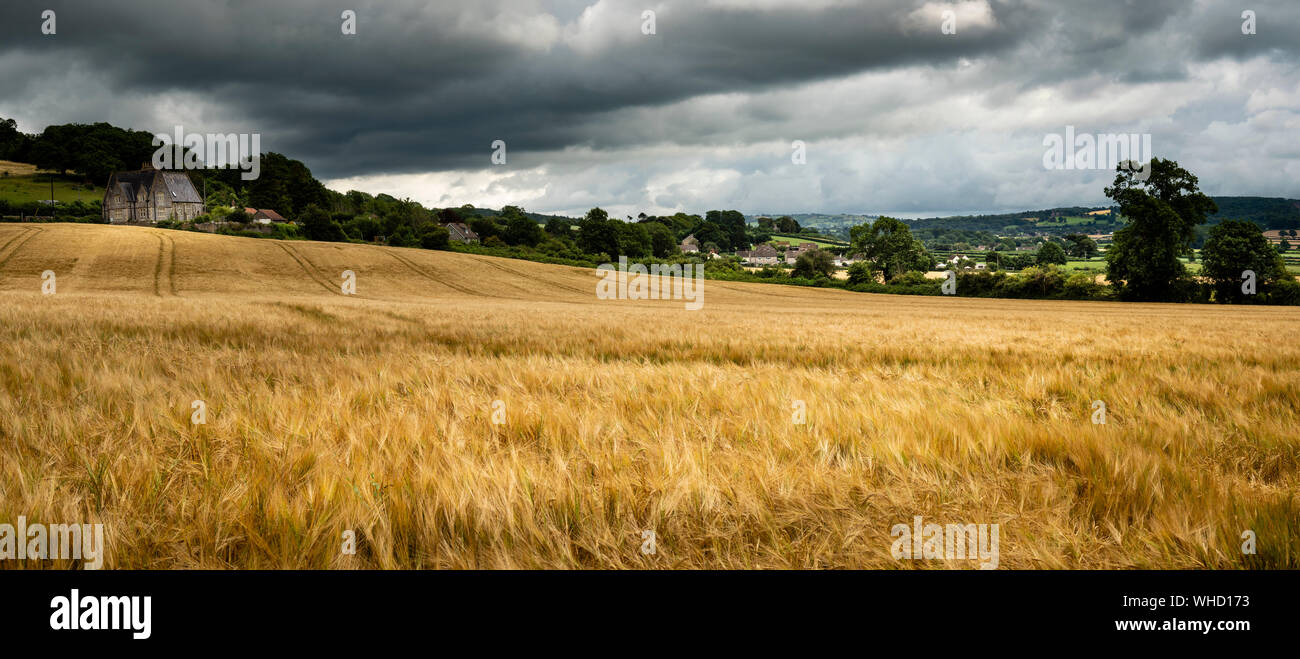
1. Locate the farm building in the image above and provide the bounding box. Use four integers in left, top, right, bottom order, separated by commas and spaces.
102, 165, 203, 224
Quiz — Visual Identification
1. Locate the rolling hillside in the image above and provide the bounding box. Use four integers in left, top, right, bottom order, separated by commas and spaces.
0, 223, 851, 306
1, 223, 1298, 569
0, 161, 102, 206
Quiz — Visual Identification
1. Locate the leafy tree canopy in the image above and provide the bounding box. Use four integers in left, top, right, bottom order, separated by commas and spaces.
849, 216, 932, 280
1201, 219, 1287, 303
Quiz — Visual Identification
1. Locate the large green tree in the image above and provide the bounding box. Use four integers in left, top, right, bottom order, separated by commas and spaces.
690, 220, 728, 251
300, 204, 345, 242
1104, 158, 1217, 301
23, 122, 156, 182
577, 207, 620, 258
643, 221, 677, 258
544, 217, 573, 239
617, 221, 652, 258
792, 249, 835, 279
705, 209, 747, 252
849, 216, 931, 281
1200, 220, 1288, 303
1063, 233, 1098, 258
1036, 241, 1068, 265
0, 117, 25, 160
502, 206, 544, 247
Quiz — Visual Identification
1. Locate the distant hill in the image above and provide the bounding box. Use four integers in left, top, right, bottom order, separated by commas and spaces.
750, 197, 1300, 234
746, 213, 878, 229
1206, 197, 1300, 229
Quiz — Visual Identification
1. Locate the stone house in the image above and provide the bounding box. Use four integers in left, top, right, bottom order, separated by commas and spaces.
444, 222, 480, 243
102, 165, 203, 224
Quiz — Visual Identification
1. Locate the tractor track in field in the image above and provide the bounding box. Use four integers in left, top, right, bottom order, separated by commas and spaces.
152, 232, 177, 297
474, 256, 590, 296
379, 247, 507, 298
277, 242, 343, 295
0, 226, 43, 272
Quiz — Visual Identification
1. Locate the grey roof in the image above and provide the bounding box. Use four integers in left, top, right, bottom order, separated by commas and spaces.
107, 169, 202, 204
444, 222, 479, 240
160, 171, 202, 203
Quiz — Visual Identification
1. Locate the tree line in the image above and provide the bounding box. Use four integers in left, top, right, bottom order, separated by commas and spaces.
823, 159, 1294, 304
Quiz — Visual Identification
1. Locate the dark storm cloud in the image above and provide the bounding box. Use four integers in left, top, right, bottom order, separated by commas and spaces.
1, 0, 1039, 177
0, 0, 1297, 215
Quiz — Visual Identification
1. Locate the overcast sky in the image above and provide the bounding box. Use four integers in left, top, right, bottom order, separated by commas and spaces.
1, 0, 1297, 218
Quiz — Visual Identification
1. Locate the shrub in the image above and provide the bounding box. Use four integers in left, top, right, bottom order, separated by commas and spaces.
792, 249, 835, 279
846, 262, 876, 285
955, 270, 1005, 297
887, 271, 929, 286
420, 225, 450, 250
1267, 278, 1300, 306
1015, 265, 1068, 298
1172, 278, 1213, 304
1062, 273, 1104, 300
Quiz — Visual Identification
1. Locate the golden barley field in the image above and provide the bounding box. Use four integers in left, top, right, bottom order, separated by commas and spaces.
1, 222, 1297, 569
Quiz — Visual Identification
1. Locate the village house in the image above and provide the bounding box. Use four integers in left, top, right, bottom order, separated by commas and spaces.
939, 254, 978, 270
680, 234, 700, 253
444, 222, 480, 244
242, 208, 288, 224
102, 164, 204, 224
742, 244, 779, 265
782, 242, 821, 264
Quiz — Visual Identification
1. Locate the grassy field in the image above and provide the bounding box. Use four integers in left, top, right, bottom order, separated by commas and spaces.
768, 234, 848, 249
0, 167, 102, 205
1060, 259, 1106, 273
1, 223, 1298, 569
